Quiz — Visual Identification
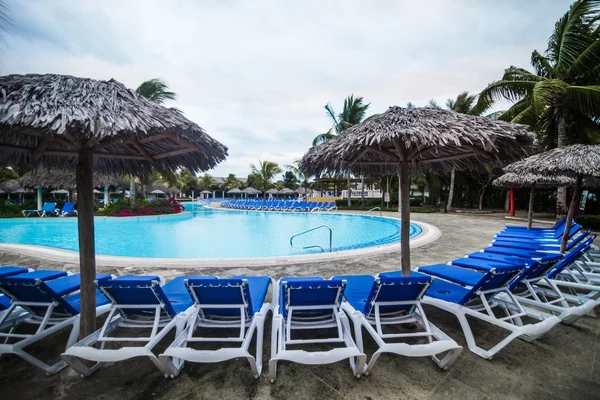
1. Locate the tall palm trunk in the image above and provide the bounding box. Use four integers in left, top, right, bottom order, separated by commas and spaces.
556, 117, 568, 219
130, 181, 136, 205
478, 184, 486, 210
446, 168, 456, 212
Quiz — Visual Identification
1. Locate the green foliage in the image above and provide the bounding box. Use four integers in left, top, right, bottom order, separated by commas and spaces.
136, 78, 177, 104
313, 95, 370, 145
574, 215, 600, 230
478, 0, 600, 147
282, 171, 299, 189
100, 199, 184, 217
249, 160, 282, 194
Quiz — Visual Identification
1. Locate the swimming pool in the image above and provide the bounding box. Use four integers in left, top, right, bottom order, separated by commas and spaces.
0, 205, 422, 258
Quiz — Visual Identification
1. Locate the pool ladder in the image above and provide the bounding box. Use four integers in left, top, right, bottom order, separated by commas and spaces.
290, 225, 332, 253
362, 207, 382, 217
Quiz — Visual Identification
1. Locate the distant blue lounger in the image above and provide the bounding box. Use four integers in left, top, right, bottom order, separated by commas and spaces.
268, 277, 366, 382
21, 202, 57, 217
0, 270, 112, 373
159, 276, 272, 379
410, 260, 560, 359
334, 273, 462, 375
62, 275, 196, 376
55, 201, 77, 217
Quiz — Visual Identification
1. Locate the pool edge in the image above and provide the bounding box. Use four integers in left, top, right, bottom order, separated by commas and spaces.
0, 217, 440, 268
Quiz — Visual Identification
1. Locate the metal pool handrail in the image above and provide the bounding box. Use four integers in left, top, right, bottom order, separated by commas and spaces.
362, 207, 382, 217
290, 225, 332, 253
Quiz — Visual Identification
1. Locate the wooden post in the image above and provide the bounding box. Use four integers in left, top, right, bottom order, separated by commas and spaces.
561, 175, 582, 253
75, 148, 97, 338
400, 162, 411, 276
347, 170, 351, 207
527, 185, 535, 230
509, 188, 515, 216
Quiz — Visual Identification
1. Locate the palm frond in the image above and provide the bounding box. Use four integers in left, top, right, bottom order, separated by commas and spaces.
566, 85, 600, 115
531, 50, 554, 78
312, 130, 335, 146
136, 78, 177, 104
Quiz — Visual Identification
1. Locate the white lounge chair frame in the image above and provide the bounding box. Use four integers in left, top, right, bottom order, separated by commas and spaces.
423, 284, 560, 359
340, 282, 462, 375
159, 278, 272, 379
268, 279, 366, 382
62, 288, 195, 376
0, 298, 110, 374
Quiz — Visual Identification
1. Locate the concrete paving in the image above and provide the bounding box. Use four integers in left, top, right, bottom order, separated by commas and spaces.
0, 212, 598, 399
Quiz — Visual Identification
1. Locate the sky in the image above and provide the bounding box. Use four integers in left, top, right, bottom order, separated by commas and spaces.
2, 0, 574, 178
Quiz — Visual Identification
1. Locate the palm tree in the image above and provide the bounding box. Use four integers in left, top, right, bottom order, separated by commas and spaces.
313, 95, 370, 206
221, 173, 242, 190
282, 171, 299, 189
136, 78, 176, 104
285, 160, 310, 193
312, 95, 370, 145
478, 0, 600, 214
249, 160, 282, 199
199, 173, 216, 190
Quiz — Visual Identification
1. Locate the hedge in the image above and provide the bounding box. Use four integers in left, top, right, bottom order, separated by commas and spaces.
574, 215, 600, 231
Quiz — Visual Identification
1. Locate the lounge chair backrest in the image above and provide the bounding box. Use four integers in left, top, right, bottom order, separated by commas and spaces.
42, 202, 57, 212
552, 216, 567, 231
546, 235, 596, 279
98, 276, 179, 319
280, 278, 345, 318
363, 274, 432, 317
186, 277, 252, 318
316, 202, 323, 207
0, 266, 30, 310
321, 202, 329, 208
61, 202, 75, 212
0, 271, 96, 316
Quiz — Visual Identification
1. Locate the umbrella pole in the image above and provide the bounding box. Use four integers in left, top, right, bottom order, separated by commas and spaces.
527, 185, 535, 230
561, 175, 582, 253
400, 162, 411, 276
75, 148, 97, 338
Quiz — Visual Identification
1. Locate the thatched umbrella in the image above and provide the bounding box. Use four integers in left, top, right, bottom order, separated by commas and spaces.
504, 144, 600, 253
0, 74, 227, 336
300, 107, 533, 275
279, 187, 294, 198
493, 172, 574, 229
227, 188, 241, 198
242, 187, 261, 198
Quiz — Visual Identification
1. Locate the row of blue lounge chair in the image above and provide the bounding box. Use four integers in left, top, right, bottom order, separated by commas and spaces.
222, 199, 338, 212
21, 202, 77, 217
0, 216, 598, 381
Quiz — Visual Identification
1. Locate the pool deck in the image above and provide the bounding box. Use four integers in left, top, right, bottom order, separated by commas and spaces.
0, 211, 598, 399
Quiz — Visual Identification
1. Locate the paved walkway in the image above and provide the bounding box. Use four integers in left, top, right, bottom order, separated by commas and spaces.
0, 212, 597, 399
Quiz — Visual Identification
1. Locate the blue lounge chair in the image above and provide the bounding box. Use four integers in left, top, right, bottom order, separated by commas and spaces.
325, 202, 338, 211
0, 266, 33, 328
62, 275, 196, 376
268, 277, 366, 382
0, 271, 112, 373
159, 276, 272, 379
333, 274, 462, 375
55, 201, 78, 217
502, 216, 567, 232
21, 201, 57, 217
406, 261, 561, 359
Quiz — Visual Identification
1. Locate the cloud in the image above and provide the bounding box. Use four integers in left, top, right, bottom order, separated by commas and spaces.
1, 0, 572, 177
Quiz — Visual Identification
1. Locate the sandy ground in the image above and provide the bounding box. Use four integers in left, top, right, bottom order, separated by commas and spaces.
0, 212, 598, 399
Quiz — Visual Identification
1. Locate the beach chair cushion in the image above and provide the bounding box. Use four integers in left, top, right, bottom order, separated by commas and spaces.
335, 273, 431, 316
467, 252, 534, 266
99, 275, 195, 317
0, 272, 111, 315
418, 264, 485, 287
186, 276, 270, 317
0, 266, 29, 278
425, 279, 474, 305
279, 277, 345, 318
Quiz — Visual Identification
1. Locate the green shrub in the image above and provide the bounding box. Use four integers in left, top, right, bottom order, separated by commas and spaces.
99, 198, 184, 217
574, 215, 600, 231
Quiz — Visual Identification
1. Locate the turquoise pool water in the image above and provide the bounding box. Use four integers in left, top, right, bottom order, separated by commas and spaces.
0, 205, 421, 258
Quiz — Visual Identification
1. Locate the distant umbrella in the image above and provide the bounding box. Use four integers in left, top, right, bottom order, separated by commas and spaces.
227, 188, 242, 194
93, 189, 103, 194
504, 144, 600, 252
11, 188, 33, 194
0, 189, 5, 194
200, 190, 212, 194
493, 172, 575, 229
295, 187, 312, 194
150, 189, 166, 195
241, 187, 260, 194
266, 188, 279, 194
279, 188, 294, 194
50, 189, 70, 194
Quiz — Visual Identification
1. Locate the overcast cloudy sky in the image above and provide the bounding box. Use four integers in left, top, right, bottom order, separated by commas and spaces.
2, 0, 572, 177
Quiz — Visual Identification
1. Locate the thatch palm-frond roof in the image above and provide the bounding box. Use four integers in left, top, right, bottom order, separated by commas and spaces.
0, 74, 227, 174
299, 107, 534, 176
19, 169, 124, 189
503, 144, 600, 178
0, 178, 22, 192
492, 172, 575, 188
